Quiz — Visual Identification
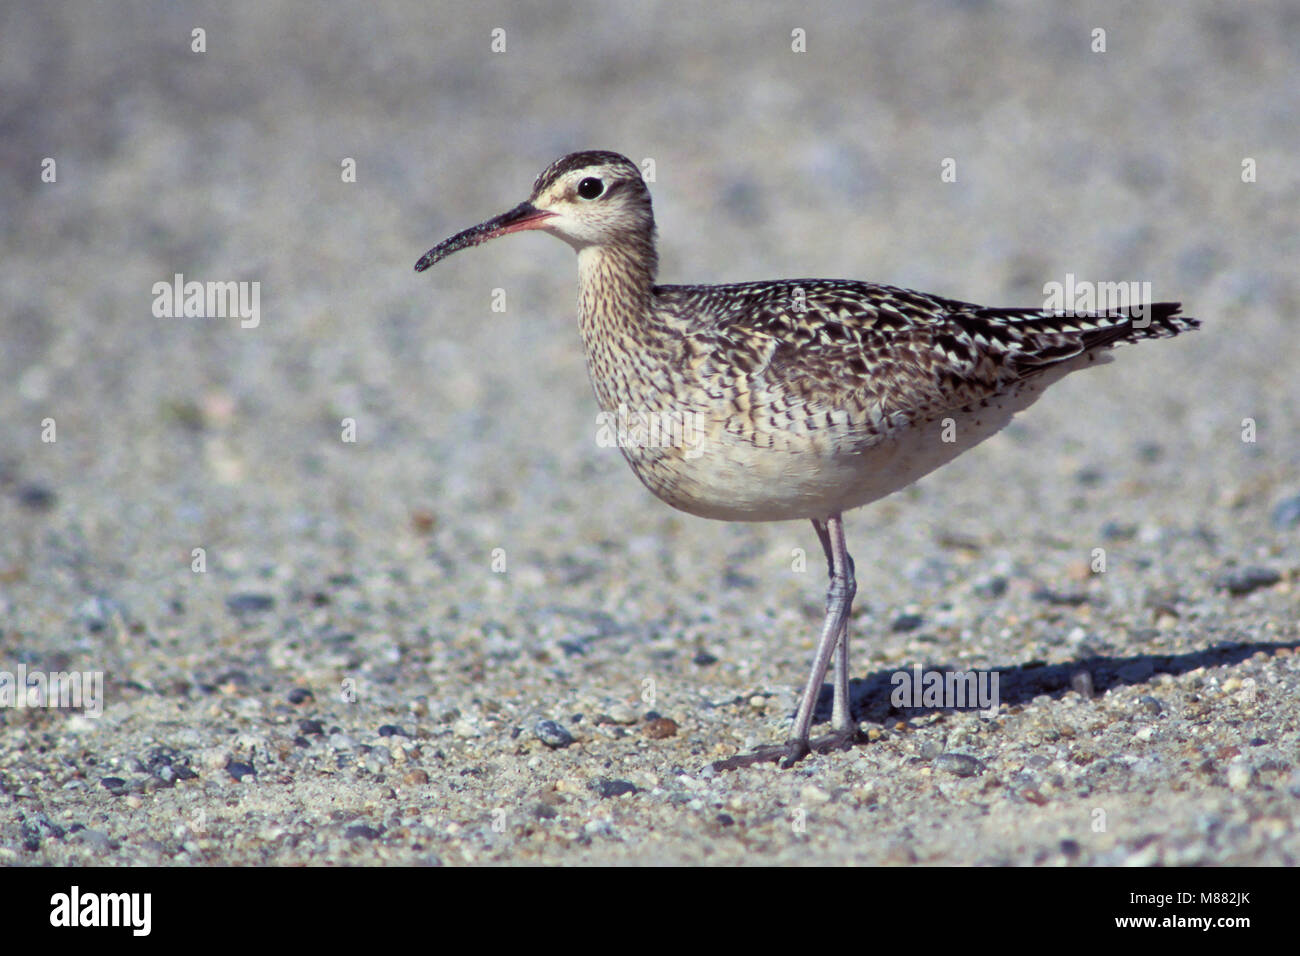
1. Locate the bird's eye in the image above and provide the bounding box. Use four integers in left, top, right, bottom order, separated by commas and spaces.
577, 177, 604, 199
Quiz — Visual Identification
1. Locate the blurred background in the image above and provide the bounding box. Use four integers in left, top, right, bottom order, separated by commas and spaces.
0, 0, 1297, 863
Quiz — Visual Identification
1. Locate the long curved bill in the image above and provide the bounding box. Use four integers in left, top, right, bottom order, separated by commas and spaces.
414, 202, 555, 272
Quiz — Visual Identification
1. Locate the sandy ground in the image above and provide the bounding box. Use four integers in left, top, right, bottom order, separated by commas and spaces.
2, 0, 1298, 866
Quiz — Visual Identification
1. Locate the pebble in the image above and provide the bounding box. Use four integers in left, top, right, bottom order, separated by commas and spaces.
344, 824, 383, 840
78, 595, 124, 632
643, 717, 678, 739
71, 828, 111, 850
800, 784, 831, 804
534, 720, 575, 748
891, 613, 924, 633
378, 724, 410, 737
328, 733, 357, 750
1270, 493, 1300, 530
299, 719, 326, 735
16, 483, 57, 511
224, 592, 276, 614
606, 704, 639, 725
1100, 521, 1137, 541
590, 778, 638, 798
404, 770, 430, 785
1226, 760, 1255, 791
99, 776, 127, 793
1216, 566, 1281, 596
1138, 695, 1163, 715
287, 687, 313, 705
973, 575, 1008, 598
934, 753, 985, 777
693, 651, 719, 666
227, 761, 256, 781
1031, 587, 1088, 606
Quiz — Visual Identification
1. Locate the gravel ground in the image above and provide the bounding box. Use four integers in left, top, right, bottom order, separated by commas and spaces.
2, 0, 1298, 866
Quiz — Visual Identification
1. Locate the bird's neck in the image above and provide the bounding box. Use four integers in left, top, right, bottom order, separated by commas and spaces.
575, 238, 666, 413
576, 239, 658, 331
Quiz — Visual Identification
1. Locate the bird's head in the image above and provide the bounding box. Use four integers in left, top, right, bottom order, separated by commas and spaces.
415, 150, 654, 272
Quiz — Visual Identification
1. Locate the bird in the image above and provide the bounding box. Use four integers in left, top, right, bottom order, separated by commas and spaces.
414, 149, 1199, 770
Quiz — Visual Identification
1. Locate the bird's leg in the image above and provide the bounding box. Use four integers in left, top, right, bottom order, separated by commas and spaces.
713, 515, 862, 771
807, 516, 862, 758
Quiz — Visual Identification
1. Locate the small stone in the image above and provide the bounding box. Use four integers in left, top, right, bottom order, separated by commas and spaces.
1136, 441, 1163, 463
934, 753, 985, 777
692, 651, 719, 666
16, 483, 57, 511
227, 761, 256, 781
800, 784, 831, 804
973, 575, 1008, 599
1070, 671, 1095, 699
345, 824, 383, 840
1216, 566, 1281, 596
1226, 760, 1256, 791
1060, 839, 1082, 858
404, 769, 430, 785
299, 719, 325, 736
1032, 587, 1088, 606
534, 719, 574, 749
99, 777, 127, 794
1100, 521, 1137, 541
78, 596, 124, 633
287, 687, 313, 705
378, 724, 410, 737
328, 733, 357, 750
716, 813, 735, 826
1270, 494, 1300, 530
1075, 466, 1104, 487
410, 509, 437, 534
452, 719, 479, 739
606, 704, 639, 725
72, 828, 111, 850
643, 717, 678, 739
225, 592, 275, 614
891, 613, 924, 633
590, 778, 637, 798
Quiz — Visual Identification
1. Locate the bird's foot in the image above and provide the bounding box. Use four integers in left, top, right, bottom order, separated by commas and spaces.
711, 727, 864, 772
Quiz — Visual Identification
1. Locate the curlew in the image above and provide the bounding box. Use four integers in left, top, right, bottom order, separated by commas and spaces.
415, 150, 1198, 769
